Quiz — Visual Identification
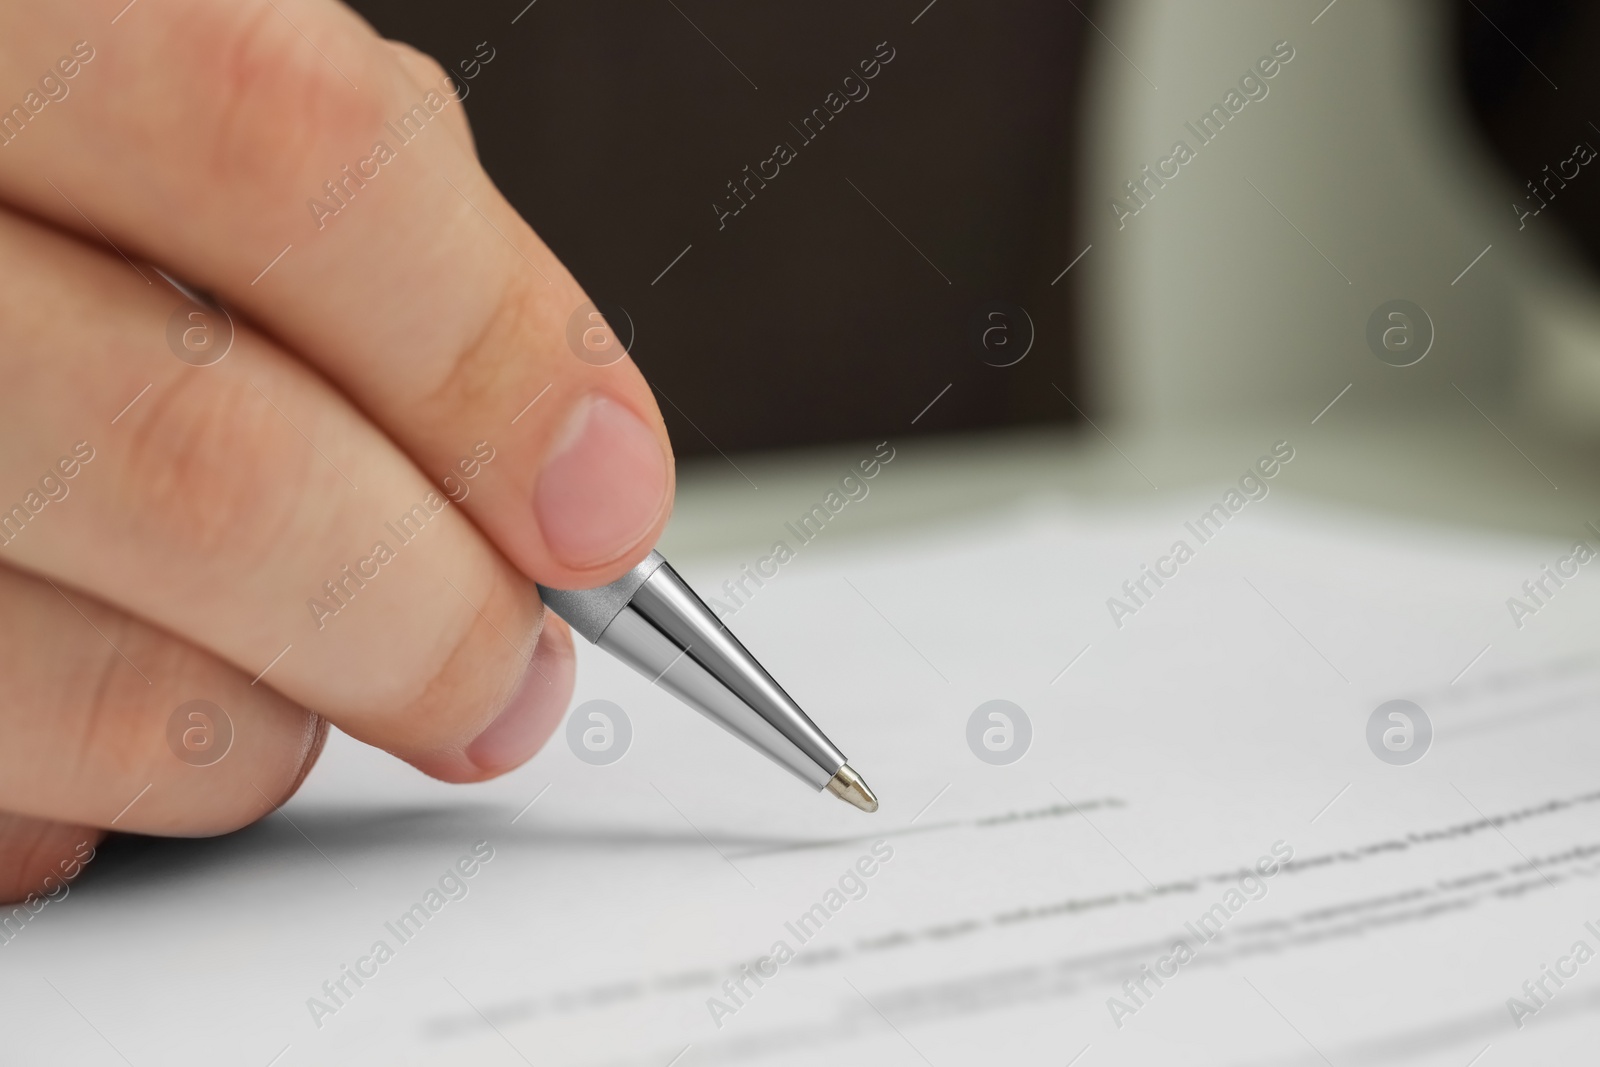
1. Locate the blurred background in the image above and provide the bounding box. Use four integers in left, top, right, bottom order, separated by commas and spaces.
350, 0, 1087, 452
345, 0, 1600, 460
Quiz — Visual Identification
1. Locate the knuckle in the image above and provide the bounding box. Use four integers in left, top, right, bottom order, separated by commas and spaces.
79, 631, 323, 836
0, 814, 102, 906
178, 3, 386, 191
389, 39, 452, 88
118, 372, 313, 563
416, 273, 559, 421
0, 570, 323, 841
385, 40, 475, 142
67, 611, 171, 783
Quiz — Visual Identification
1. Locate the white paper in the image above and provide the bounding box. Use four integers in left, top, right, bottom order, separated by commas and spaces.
7, 492, 1600, 1065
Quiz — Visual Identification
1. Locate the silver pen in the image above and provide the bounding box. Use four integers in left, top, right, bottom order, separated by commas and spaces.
537, 551, 878, 812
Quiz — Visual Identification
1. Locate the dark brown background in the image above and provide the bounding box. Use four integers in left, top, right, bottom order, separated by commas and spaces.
342, 0, 1089, 455
1454, 0, 1600, 279
342, 1, 1600, 457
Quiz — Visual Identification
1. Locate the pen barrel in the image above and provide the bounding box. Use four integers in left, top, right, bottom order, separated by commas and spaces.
540, 555, 847, 791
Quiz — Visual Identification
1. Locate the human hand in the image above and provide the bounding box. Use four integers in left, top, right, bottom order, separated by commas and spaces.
0, 0, 674, 904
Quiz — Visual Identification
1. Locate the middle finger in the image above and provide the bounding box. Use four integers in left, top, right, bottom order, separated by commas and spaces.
0, 203, 570, 782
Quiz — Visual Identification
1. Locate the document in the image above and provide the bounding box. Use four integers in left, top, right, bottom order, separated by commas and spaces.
7, 492, 1600, 1065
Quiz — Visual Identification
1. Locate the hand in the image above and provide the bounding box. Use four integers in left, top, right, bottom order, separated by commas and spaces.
0, 0, 674, 904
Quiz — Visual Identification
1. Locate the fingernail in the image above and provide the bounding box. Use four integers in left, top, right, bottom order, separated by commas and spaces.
534, 395, 670, 569
467, 620, 575, 773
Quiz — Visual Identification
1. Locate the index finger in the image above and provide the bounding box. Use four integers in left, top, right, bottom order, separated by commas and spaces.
0, 0, 674, 589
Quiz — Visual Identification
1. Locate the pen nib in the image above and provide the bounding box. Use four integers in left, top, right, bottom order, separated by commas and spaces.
825, 764, 879, 813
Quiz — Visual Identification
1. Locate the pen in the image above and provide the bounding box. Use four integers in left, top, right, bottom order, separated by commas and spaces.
537, 551, 878, 812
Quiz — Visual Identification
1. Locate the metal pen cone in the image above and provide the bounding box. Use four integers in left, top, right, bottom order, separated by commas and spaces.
540, 553, 865, 796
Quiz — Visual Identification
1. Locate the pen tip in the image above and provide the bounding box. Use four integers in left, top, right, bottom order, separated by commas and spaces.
825, 764, 879, 813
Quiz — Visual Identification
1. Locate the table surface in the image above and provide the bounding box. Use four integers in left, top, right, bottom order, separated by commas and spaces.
658, 412, 1600, 564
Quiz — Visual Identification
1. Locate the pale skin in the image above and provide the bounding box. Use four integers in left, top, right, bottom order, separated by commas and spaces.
0, 1, 676, 904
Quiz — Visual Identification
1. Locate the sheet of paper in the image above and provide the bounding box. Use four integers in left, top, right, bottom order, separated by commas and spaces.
7, 492, 1600, 1065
